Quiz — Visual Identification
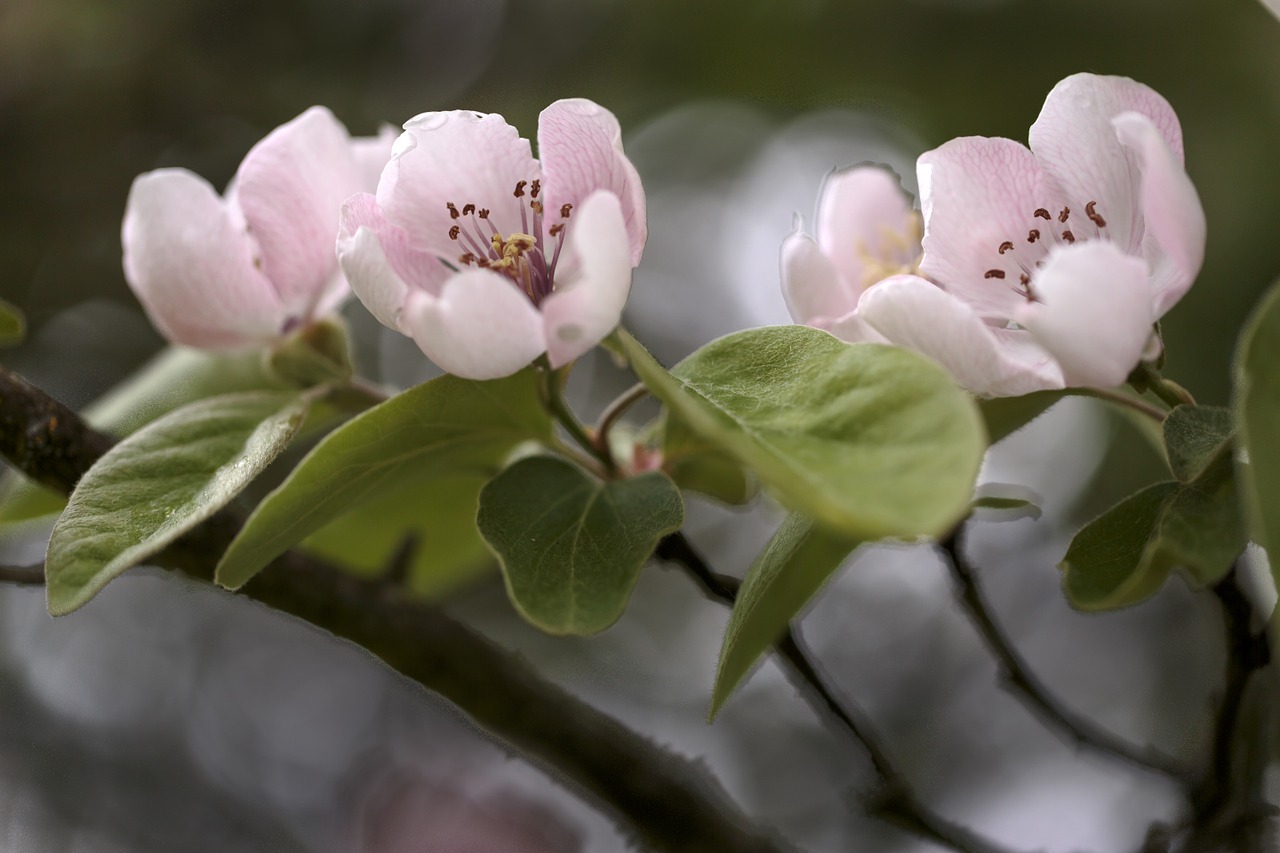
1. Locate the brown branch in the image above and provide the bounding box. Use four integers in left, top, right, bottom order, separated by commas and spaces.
0, 364, 788, 853
656, 532, 1020, 853
938, 527, 1191, 781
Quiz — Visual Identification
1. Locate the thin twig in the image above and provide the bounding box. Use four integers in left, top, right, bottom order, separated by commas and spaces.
1083, 386, 1170, 423
656, 531, 1020, 853
593, 382, 649, 451
539, 364, 617, 474
938, 526, 1191, 781
0, 365, 788, 853
0, 563, 44, 585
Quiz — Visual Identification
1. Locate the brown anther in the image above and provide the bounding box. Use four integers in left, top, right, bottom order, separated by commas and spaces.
1062, 230, 1076, 243
1058, 206, 1070, 223
560, 203, 573, 219
549, 223, 565, 237
514, 180, 528, 198
1085, 200, 1107, 227
447, 202, 461, 220
1028, 229, 1041, 243
459, 253, 477, 265
998, 241, 1015, 255
531, 200, 544, 215
1019, 273, 1030, 286
984, 269, 1006, 280
448, 225, 461, 240
462, 203, 476, 216
478, 208, 490, 219
530, 179, 541, 198
1034, 208, 1051, 220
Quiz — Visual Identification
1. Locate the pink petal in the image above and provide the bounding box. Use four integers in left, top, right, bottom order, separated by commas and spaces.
235, 106, 364, 318
351, 124, 398, 193
339, 193, 449, 298
540, 191, 633, 368
1028, 74, 1183, 253
1015, 242, 1155, 389
815, 165, 915, 298
824, 311, 888, 344
122, 169, 283, 349
857, 275, 1064, 397
1112, 112, 1206, 316
780, 227, 856, 325
378, 111, 540, 255
402, 271, 547, 380
538, 99, 647, 266
917, 137, 1058, 319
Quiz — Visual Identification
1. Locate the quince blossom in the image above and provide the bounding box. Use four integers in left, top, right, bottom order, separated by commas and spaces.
122, 107, 393, 349
784, 74, 1205, 397
337, 99, 646, 380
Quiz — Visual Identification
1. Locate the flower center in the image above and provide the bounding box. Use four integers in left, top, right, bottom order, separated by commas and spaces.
445, 179, 574, 306
984, 200, 1108, 302
856, 211, 924, 288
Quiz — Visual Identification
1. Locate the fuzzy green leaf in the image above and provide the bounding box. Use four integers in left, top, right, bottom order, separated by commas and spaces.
1163, 405, 1233, 484
619, 327, 983, 539
45, 392, 308, 615
710, 512, 861, 717
1235, 279, 1280, 564
477, 456, 684, 635
215, 369, 552, 590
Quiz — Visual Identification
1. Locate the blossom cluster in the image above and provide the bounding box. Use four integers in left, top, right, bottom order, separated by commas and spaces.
121, 73, 1205, 396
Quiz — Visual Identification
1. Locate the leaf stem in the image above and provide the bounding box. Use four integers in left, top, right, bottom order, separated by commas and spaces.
656, 531, 1020, 853
1083, 387, 1171, 423
938, 525, 1191, 781
540, 363, 618, 474
594, 382, 649, 453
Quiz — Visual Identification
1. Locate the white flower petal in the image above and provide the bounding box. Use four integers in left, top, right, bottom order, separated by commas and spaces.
1112, 112, 1206, 316
235, 106, 363, 317
378, 111, 540, 255
815, 165, 915, 295
539, 99, 647, 265
858, 275, 1064, 397
122, 168, 283, 348
1015, 242, 1155, 389
1029, 73, 1183, 253
402, 270, 547, 380
781, 227, 858, 325
540, 191, 633, 368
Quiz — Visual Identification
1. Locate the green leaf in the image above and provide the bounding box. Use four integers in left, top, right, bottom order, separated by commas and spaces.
215, 369, 552, 590
1061, 482, 1180, 611
710, 512, 861, 718
662, 413, 754, 505
979, 390, 1070, 445
1236, 280, 1280, 567
972, 482, 1042, 522
1163, 405, 1233, 483
477, 456, 683, 635
45, 392, 309, 615
1, 345, 290, 526
302, 471, 495, 599
1061, 458, 1246, 610
619, 327, 984, 539
0, 298, 25, 347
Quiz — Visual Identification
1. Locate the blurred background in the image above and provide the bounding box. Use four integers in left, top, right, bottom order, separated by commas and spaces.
1, 0, 1279, 850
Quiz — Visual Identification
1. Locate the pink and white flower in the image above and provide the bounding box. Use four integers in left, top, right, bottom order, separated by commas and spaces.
337, 99, 646, 380
784, 74, 1206, 397
122, 107, 394, 349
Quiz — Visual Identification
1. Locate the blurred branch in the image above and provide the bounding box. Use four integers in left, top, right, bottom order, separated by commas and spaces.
656, 532, 1021, 853
0, 364, 788, 853
1177, 568, 1274, 852
0, 563, 44, 585
938, 527, 1191, 781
